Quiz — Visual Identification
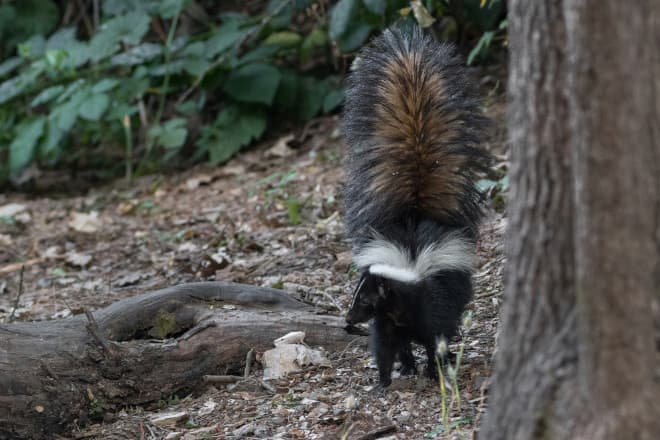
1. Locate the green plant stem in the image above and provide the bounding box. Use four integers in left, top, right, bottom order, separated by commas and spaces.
152, 11, 181, 140
137, 8, 182, 175
436, 357, 449, 432
122, 115, 133, 182
452, 342, 465, 410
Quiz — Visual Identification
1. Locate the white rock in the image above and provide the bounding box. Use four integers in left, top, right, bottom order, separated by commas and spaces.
344, 395, 358, 411
150, 411, 188, 426
65, 251, 92, 268
198, 399, 216, 416
262, 344, 330, 380
0, 203, 27, 218
274, 331, 306, 346
69, 212, 102, 233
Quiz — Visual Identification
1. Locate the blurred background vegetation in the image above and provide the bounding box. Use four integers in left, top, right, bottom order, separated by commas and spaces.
0, 0, 506, 189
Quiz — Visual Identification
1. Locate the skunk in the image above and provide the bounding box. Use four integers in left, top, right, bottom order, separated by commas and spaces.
342, 26, 491, 389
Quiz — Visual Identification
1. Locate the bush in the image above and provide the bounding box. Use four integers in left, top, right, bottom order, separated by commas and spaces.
0, 0, 505, 187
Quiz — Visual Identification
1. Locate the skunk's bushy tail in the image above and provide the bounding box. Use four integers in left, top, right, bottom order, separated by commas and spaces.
343, 26, 491, 241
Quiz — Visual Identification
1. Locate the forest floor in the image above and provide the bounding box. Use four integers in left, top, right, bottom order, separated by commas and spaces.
0, 76, 507, 440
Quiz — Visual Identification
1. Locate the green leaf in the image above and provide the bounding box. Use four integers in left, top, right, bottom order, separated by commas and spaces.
79, 93, 110, 121
18, 35, 46, 59
45, 49, 68, 69
181, 57, 209, 76
264, 31, 302, 48
9, 117, 46, 173
467, 30, 494, 65
297, 77, 329, 121
111, 43, 163, 66
266, 0, 294, 29
89, 12, 151, 62
40, 122, 65, 156
301, 26, 327, 51
0, 57, 23, 79
237, 45, 280, 66
202, 107, 267, 165
159, 0, 189, 19
323, 88, 344, 113
337, 23, 372, 52
148, 118, 188, 149
55, 79, 85, 104
223, 63, 281, 105
0, 65, 44, 105
106, 102, 138, 120
207, 21, 246, 58
362, 0, 385, 15
92, 78, 120, 93
31, 84, 65, 107
46, 27, 90, 68
329, 0, 359, 41
51, 90, 85, 131
102, 0, 161, 16
273, 69, 300, 110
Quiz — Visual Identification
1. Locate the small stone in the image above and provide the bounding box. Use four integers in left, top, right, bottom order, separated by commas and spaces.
0, 203, 27, 218
69, 212, 102, 233
150, 411, 188, 426
396, 410, 411, 423
233, 422, 257, 437
344, 395, 358, 411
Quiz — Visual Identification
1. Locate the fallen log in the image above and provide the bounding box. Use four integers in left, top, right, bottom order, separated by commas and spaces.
0, 281, 360, 439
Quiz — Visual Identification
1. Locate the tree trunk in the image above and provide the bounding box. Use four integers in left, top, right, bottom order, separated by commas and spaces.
481, 1, 660, 438
0, 282, 361, 440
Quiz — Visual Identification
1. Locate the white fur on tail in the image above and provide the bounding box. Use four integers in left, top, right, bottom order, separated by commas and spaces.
353, 232, 474, 283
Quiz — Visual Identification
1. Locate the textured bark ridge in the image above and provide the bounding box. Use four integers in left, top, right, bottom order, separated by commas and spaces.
482, 1, 660, 439
0, 282, 360, 439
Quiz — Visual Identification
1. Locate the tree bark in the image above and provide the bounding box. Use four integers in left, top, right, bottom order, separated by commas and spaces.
0, 282, 360, 440
481, 1, 660, 439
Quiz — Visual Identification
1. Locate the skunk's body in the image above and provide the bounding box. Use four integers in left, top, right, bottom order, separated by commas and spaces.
343, 26, 490, 388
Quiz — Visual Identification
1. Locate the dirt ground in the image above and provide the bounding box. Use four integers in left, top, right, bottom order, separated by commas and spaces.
0, 83, 507, 439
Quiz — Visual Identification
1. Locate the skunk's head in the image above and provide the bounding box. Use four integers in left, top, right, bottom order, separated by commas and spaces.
345, 271, 387, 325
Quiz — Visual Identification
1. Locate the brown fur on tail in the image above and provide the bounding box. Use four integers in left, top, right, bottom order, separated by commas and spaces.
343, 26, 491, 241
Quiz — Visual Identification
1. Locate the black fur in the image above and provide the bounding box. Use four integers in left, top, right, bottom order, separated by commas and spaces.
342, 26, 490, 388
342, 26, 490, 245
345, 222, 472, 387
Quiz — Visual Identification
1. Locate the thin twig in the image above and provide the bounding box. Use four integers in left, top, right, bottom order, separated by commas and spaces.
92, 0, 99, 31
354, 424, 397, 440
203, 375, 243, 384
73, 0, 94, 37
7, 265, 25, 323
0, 258, 41, 276
259, 380, 276, 394
244, 349, 254, 378
84, 310, 116, 356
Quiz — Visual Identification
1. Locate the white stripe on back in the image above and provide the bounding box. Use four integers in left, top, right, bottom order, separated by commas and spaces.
353, 232, 474, 283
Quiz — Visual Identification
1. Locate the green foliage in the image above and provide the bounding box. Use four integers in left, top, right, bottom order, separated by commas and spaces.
477, 172, 508, 212
0, 0, 505, 186
468, 18, 508, 65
